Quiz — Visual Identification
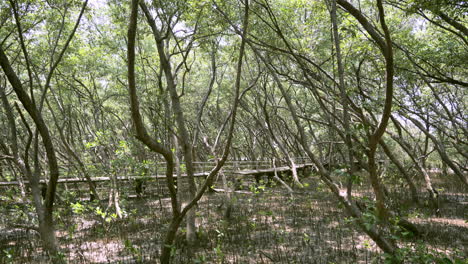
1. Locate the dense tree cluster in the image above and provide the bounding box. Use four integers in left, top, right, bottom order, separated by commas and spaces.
0, 0, 466, 263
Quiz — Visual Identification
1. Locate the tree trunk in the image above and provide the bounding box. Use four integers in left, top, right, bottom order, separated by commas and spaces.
107, 171, 122, 218
0, 90, 27, 198
272, 158, 294, 194
130, 1, 248, 261
289, 157, 303, 188
1, 44, 61, 260
252, 44, 398, 256
46, 99, 99, 201
379, 140, 419, 203
331, 0, 356, 198
407, 116, 467, 186
141, 1, 198, 244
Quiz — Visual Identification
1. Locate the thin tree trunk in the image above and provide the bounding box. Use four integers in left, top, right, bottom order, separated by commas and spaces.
387, 121, 440, 214
407, 116, 467, 186
379, 140, 419, 203
46, 99, 99, 200
288, 157, 303, 188
252, 43, 398, 255
260, 94, 303, 188
174, 134, 182, 204
0, 90, 26, 198
220, 168, 233, 219
174, 134, 196, 243
272, 158, 294, 194
331, 0, 356, 198
128, 1, 248, 262
139, 1, 198, 244
107, 171, 122, 218
1, 45, 61, 259
244, 7, 398, 254
338, 0, 394, 221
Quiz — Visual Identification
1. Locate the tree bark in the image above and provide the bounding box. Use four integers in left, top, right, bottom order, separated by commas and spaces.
45, 99, 99, 201
338, 0, 394, 221
138, 0, 198, 245
127, 0, 248, 261
0, 46, 61, 259
407, 116, 467, 186
0, 89, 26, 198
379, 139, 419, 203
244, 1, 398, 256
331, 0, 355, 198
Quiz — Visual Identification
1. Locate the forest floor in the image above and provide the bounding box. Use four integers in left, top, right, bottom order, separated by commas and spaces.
0, 172, 467, 263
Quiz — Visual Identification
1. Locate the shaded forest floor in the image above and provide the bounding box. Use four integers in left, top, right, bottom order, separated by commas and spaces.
1, 172, 467, 263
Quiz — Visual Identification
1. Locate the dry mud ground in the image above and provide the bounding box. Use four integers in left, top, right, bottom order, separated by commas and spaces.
1, 173, 467, 263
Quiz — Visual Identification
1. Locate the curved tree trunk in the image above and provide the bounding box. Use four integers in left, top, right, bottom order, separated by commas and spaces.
379, 140, 419, 203
272, 158, 294, 194
127, 1, 248, 262
138, 0, 198, 245
250, 45, 398, 255
246, 0, 399, 256
338, 0, 394, 221
407, 116, 467, 186
1, 46, 61, 259
46, 99, 99, 201
387, 121, 441, 214
0, 90, 27, 198
331, 0, 356, 198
